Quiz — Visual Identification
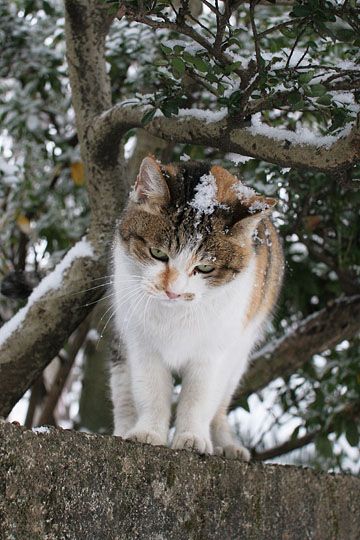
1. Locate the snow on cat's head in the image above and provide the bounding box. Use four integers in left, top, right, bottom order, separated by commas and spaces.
116, 156, 276, 304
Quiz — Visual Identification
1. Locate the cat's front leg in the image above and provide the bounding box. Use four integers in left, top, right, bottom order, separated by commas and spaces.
172, 359, 226, 455
124, 347, 173, 447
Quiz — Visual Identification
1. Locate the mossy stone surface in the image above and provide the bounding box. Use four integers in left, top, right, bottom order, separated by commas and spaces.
1, 420, 359, 540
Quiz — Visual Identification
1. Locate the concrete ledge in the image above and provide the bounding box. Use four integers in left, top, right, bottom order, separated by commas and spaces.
1, 420, 359, 539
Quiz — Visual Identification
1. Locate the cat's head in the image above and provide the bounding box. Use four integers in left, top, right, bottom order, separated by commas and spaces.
116, 156, 276, 305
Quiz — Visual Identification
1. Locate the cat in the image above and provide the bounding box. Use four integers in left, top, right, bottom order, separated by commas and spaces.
110, 156, 284, 459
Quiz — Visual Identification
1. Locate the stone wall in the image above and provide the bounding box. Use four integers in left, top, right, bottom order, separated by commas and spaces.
1, 420, 359, 539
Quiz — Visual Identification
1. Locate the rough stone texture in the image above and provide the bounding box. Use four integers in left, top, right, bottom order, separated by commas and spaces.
1, 421, 359, 540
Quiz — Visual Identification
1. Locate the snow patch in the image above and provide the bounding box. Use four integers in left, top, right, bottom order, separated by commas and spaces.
225, 153, 254, 165
249, 112, 353, 149
189, 173, 229, 225
233, 181, 256, 201
190, 173, 219, 216
0, 239, 94, 348
248, 199, 270, 214
32, 426, 51, 434
178, 107, 227, 124
87, 329, 100, 342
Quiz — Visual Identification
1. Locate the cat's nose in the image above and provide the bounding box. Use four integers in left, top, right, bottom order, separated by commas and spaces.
165, 290, 181, 300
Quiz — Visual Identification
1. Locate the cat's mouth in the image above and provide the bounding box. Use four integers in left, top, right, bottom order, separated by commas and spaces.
156, 291, 196, 305
146, 285, 195, 303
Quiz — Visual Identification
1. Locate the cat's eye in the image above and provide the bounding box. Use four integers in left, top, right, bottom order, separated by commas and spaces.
195, 264, 215, 274
150, 247, 169, 262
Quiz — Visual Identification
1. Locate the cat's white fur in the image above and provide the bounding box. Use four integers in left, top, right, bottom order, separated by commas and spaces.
111, 233, 266, 459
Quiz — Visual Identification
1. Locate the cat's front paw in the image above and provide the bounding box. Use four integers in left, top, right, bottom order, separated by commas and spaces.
124, 428, 166, 447
172, 432, 213, 455
214, 443, 251, 461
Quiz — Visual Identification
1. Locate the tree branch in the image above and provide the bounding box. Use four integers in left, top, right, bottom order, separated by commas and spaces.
231, 295, 360, 407
35, 319, 90, 427
252, 401, 360, 461
91, 104, 360, 174
252, 430, 319, 461
0, 250, 107, 418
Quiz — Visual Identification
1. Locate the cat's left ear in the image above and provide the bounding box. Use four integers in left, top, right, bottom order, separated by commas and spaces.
131, 156, 170, 205
232, 196, 277, 236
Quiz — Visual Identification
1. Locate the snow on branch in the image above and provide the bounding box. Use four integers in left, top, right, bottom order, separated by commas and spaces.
91, 104, 360, 174
0, 239, 93, 349
0, 240, 107, 418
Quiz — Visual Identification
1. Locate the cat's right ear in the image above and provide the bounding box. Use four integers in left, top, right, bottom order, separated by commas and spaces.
131, 156, 170, 206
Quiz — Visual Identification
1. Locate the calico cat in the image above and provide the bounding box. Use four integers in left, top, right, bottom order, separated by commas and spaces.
110, 156, 284, 459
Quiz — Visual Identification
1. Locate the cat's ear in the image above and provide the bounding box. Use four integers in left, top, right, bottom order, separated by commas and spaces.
232, 196, 277, 237
131, 156, 170, 205
210, 165, 238, 204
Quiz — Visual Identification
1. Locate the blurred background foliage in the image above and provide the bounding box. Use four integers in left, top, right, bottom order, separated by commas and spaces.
1, 0, 359, 474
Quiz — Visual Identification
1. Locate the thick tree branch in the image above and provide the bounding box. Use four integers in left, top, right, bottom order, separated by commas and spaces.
0, 253, 106, 418
231, 295, 360, 408
91, 104, 360, 173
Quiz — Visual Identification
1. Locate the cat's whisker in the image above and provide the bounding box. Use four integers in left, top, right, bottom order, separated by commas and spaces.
68, 281, 114, 297
96, 290, 142, 347
80, 292, 115, 308
98, 303, 115, 326
124, 291, 147, 333
193, 303, 202, 335
142, 294, 152, 333
96, 308, 118, 349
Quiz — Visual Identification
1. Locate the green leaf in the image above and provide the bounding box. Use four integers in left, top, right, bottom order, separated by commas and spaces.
183, 54, 210, 73
316, 435, 333, 459
309, 84, 327, 97
160, 44, 172, 55
161, 100, 179, 117
345, 421, 359, 447
290, 425, 301, 441
194, 57, 211, 73
291, 5, 312, 17
171, 58, 185, 78
238, 396, 250, 413
335, 29, 356, 43
298, 70, 315, 84
141, 109, 156, 125
174, 45, 185, 54
316, 94, 332, 106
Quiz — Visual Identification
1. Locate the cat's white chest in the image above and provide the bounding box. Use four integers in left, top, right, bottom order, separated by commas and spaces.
117, 266, 255, 371
145, 306, 229, 368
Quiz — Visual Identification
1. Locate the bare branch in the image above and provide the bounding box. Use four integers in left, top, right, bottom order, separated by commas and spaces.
249, 1, 263, 74
252, 430, 319, 461
35, 320, 90, 427
252, 401, 360, 461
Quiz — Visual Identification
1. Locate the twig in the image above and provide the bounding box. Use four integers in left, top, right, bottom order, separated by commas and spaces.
252, 401, 360, 461
252, 430, 319, 461
36, 319, 90, 427
24, 376, 46, 428
249, 1, 263, 75
285, 26, 306, 69
259, 18, 306, 38
124, 8, 248, 82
